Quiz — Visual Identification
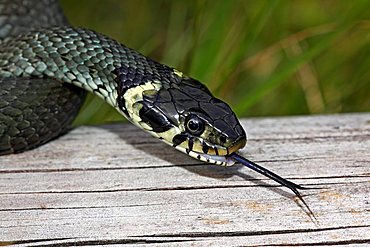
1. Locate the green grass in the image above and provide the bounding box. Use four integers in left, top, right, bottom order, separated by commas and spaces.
60, 0, 370, 125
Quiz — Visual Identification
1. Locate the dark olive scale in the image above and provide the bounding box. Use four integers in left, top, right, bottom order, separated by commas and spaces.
0, 0, 67, 39
202, 145, 209, 155
0, 77, 85, 154
138, 102, 172, 133
187, 138, 194, 154
171, 134, 188, 147
0, 0, 87, 154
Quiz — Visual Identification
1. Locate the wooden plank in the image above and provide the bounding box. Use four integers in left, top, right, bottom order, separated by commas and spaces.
0, 113, 369, 246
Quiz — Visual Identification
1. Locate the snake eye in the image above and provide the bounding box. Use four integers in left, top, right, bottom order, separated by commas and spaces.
186, 115, 204, 135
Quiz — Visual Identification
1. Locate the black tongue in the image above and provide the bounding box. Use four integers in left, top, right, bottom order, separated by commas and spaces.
229, 153, 316, 221
230, 153, 306, 190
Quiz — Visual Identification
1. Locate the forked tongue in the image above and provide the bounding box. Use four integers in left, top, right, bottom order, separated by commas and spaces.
229, 153, 317, 222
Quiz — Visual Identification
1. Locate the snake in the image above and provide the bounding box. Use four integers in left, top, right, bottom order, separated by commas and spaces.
0, 0, 313, 215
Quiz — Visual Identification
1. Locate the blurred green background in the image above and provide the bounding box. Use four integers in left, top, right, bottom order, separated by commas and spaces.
60, 0, 370, 125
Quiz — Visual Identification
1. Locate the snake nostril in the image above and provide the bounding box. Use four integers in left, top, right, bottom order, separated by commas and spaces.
220, 135, 227, 144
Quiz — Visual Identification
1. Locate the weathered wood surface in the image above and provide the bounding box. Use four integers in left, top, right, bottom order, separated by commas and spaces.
0, 113, 369, 246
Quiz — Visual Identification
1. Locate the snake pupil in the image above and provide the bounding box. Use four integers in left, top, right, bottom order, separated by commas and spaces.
186, 115, 204, 135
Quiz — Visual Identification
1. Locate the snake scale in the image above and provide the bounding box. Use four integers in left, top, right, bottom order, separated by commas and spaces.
0, 0, 85, 154
0, 0, 314, 215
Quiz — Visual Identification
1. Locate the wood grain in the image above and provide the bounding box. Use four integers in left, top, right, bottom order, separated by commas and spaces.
0, 113, 369, 246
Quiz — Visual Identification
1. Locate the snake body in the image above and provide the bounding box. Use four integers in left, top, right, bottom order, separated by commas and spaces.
0, 0, 87, 154
0, 0, 246, 165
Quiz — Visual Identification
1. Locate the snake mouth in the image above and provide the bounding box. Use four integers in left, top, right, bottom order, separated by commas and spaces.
174, 144, 236, 166
176, 137, 246, 166
193, 152, 236, 166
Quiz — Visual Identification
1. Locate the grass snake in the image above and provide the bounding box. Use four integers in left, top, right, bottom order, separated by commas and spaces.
0, 0, 314, 216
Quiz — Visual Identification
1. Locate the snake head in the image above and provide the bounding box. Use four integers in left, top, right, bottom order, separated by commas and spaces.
114, 65, 246, 166
171, 96, 247, 166
166, 76, 247, 164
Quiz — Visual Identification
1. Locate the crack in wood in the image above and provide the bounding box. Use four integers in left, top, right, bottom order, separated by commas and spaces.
0, 203, 164, 212
135, 225, 370, 238
262, 239, 370, 246
0, 179, 367, 196
0, 238, 193, 246
248, 133, 370, 142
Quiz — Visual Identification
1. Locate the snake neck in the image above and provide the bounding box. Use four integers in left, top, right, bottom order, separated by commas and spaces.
0, 27, 161, 115
0, 26, 184, 131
